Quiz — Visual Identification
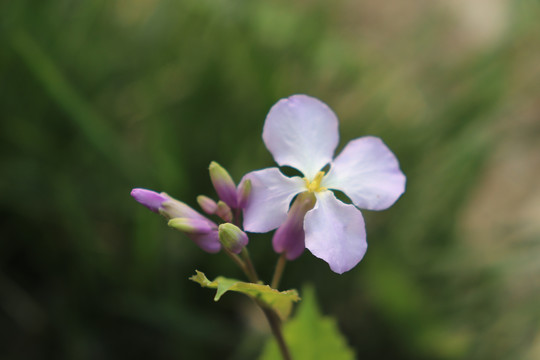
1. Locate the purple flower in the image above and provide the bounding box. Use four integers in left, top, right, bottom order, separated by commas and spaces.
242, 95, 406, 273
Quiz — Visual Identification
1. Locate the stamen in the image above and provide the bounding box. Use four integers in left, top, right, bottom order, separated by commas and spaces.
304, 171, 327, 193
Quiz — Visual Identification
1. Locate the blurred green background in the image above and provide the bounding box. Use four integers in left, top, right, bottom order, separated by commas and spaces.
1, 0, 540, 359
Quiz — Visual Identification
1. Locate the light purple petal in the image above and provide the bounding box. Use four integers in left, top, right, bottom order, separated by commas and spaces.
304, 191, 367, 274
263, 95, 339, 179
322, 136, 406, 211
242, 168, 305, 233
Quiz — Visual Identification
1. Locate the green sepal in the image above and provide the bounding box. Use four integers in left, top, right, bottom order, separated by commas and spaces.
259, 285, 355, 360
190, 270, 300, 320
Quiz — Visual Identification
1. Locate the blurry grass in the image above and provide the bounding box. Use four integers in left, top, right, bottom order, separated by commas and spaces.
10, 31, 133, 179
1, 0, 540, 359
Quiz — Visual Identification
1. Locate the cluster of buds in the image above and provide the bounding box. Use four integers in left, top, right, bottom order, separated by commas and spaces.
131, 162, 251, 254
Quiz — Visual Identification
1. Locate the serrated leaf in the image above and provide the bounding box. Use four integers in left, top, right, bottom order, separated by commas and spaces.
189, 270, 300, 320
259, 286, 355, 360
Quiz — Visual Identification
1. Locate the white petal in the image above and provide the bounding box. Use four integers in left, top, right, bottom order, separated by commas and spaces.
304, 191, 367, 274
242, 168, 305, 233
322, 136, 406, 211
263, 95, 339, 179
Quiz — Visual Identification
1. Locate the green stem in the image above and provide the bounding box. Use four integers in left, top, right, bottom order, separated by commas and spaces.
240, 248, 259, 284
260, 305, 292, 360
223, 249, 247, 274
271, 254, 287, 290
224, 247, 291, 359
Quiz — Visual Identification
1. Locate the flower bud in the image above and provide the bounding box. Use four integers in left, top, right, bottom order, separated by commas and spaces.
158, 196, 205, 220
218, 223, 249, 254
169, 218, 221, 254
131, 189, 220, 253
273, 192, 316, 260
237, 179, 252, 209
131, 188, 168, 213
209, 161, 238, 208
197, 195, 218, 215
216, 201, 233, 223
168, 218, 215, 234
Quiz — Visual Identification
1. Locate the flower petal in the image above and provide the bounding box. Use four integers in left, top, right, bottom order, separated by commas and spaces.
322, 136, 406, 211
242, 168, 305, 233
263, 95, 339, 179
304, 191, 367, 274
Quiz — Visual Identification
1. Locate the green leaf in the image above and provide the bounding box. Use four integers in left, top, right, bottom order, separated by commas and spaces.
259, 286, 355, 360
189, 270, 300, 320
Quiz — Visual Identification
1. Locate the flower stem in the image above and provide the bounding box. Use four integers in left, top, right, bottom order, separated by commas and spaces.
224, 247, 291, 359
240, 248, 259, 283
223, 249, 248, 274
271, 254, 287, 290
260, 304, 292, 360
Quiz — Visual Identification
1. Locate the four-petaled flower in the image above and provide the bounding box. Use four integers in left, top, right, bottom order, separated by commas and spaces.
242, 95, 406, 274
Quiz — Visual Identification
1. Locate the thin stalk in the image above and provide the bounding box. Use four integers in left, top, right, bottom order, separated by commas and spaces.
271, 254, 287, 289
224, 246, 291, 359
260, 304, 292, 360
223, 249, 247, 274
240, 248, 259, 283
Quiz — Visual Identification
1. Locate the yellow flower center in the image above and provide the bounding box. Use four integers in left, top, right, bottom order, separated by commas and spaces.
304, 171, 327, 193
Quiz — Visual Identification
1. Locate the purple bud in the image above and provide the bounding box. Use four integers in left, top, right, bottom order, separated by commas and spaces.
197, 195, 218, 215
216, 201, 233, 223
132, 189, 220, 253
168, 218, 216, 234
191, 231, 221, 253
160, 195, 214, 226
218, 223, 249, 254
131, 188, 168, 213
167, 216, 221, 253
273, 192, 316, 260
209, 161, 238, 208
237, 178, 252, 209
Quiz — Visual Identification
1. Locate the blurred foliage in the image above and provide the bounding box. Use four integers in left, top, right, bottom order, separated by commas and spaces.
1, 0, 540, 359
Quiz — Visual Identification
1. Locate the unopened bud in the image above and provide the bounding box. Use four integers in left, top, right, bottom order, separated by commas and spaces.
131, 188, 168, 213
160, 195, 208, 221
168, 218, 215, 234
216, 201, 233, 222
209, 161, 238, 208
197, 195, 218, 215
273, 192, 316, 260
237, 179, 252, 209
218, 223, 248, 254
